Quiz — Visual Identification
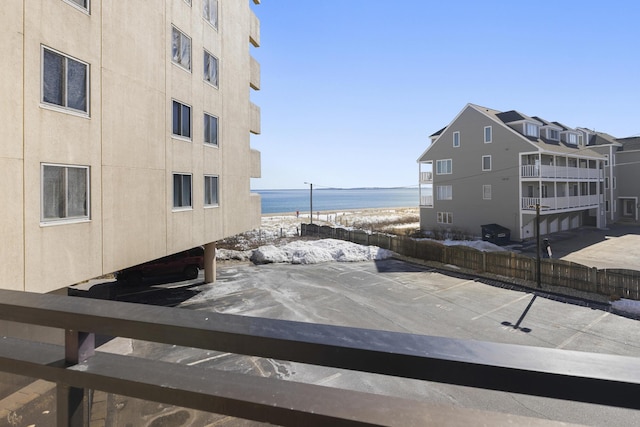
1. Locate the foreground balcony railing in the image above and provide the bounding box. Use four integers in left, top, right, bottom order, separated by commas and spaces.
0, 289, 639, 426
522, 195, 601, 211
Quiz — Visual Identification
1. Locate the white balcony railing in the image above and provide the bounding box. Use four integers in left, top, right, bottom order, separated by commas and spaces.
420, 171, 433, 183
420, 195, 433, 207
521, 165, 602, 180
522, 195, 600, 211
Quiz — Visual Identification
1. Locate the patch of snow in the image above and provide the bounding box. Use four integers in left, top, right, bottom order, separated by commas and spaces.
414, 238, 507, 252
611, 299, 640, 317
216, 248, 252, 261
441, 239, 507, 252
250, 239, 393, 265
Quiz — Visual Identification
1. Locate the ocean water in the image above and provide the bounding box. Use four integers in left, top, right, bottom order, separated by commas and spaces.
255, 187, 419, 214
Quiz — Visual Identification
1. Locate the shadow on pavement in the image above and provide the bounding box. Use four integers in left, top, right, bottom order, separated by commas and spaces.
373, 258, 432, 273
69, 275, 204, 307
68, 277, 206, 348
501, 295, 537, 333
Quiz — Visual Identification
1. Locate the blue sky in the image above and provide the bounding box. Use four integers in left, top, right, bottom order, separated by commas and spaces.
249, 1, 640, 190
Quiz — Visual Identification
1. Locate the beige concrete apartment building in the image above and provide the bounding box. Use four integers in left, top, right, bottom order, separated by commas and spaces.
1, 0, 262, 293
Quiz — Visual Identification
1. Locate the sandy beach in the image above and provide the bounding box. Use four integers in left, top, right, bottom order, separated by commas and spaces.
217, 207, 420, 252
262, 206, 420, 231
262, 206, 419, 236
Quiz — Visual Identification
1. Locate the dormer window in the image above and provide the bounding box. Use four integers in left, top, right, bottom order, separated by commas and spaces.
547, 129, 559, 141
567, 133, 578, 145
525, 123, 539, 137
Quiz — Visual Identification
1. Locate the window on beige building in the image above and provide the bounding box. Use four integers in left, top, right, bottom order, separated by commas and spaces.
41, 164, 89, 222
204, 113, 218, 146
204, 50, 219, 87
64, 0, 89, 11
172, 100, 191, 139
42, 47, 89, 113
203, 0, 219, 28
204, 175, 219, 206
173, 174, 192, 209
172, 26, 192, 71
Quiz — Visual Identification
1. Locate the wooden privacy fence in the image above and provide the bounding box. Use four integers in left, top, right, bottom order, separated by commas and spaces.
301, 224, 640, 301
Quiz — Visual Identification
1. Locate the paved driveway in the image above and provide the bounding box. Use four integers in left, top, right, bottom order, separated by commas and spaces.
521, 224, 640, 270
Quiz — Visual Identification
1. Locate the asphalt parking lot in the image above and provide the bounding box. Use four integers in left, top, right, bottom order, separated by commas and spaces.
521, 224, 640, 270
9, 224, 640, 426
80, 258, 639, 427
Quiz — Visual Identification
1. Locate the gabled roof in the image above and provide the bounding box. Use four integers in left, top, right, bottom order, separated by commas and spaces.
552, 121, 572, 131
429, 126, 446, 138
479, 106, 592, 155
532, 116, 561, 129
420, 104, 607, 162
586, 131, 619, 146
496, 110, 527, 123
617, 136, 640, 151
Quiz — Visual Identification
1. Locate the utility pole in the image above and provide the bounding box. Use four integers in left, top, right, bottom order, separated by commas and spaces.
536, 203, 541, 288
304, 182, 313, 224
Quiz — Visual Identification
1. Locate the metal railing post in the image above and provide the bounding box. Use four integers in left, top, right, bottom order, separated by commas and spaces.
58, 330, 95, 427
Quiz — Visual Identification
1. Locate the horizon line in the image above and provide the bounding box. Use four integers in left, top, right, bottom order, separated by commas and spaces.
252, 185, 419, 191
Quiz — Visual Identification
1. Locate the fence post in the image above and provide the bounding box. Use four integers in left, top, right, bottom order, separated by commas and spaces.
58, 330, 95, 427
591, 267, 599, 295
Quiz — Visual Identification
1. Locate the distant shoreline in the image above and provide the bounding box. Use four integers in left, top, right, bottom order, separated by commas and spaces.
254, 187, 418, 191
262, 206, 418, 217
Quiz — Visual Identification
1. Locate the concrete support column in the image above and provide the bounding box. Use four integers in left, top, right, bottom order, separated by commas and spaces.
204, 243, 216, 284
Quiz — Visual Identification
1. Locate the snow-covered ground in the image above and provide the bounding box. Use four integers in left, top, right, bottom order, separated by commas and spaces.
216, 208, 420, 254
250, 239, 393, 264
611, 299, 640, 318
216, 207, 506, 263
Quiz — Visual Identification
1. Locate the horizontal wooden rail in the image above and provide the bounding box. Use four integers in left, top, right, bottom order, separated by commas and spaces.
0, 335, 565, 427
0, 289, 639, 425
